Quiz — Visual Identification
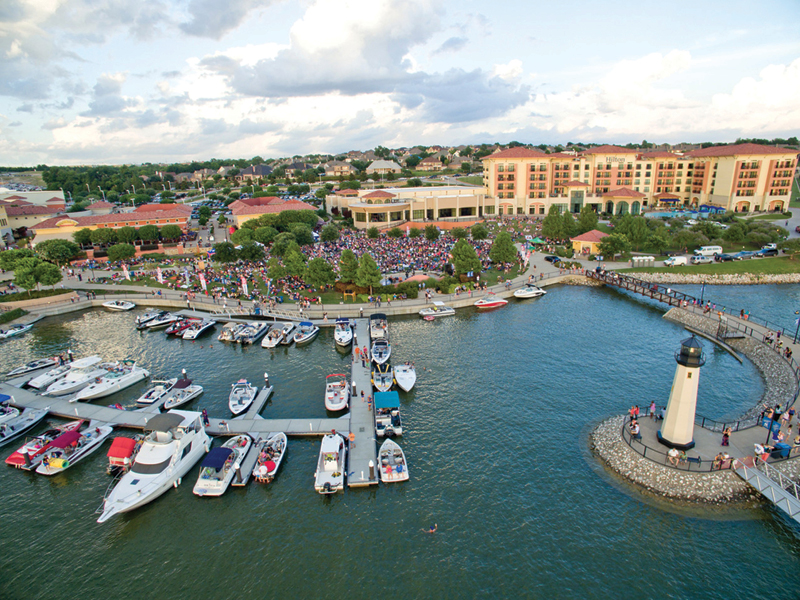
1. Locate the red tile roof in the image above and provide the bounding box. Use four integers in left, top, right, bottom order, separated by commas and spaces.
602, 187, 646, 198
482, 148, 550, 160
653, 192, 681, 199
548, 152, 578, 159
570, 229, 609, 243
334, 189, 359, 196
580, 145, 639, 155
3, 199, 33, 206
686, 143, 798, 157
6, 204, 62, 216
561, 180, 590, 187
639, 151, 683, 159
2, 195, 26, 200
135, 203, 192, 213
32, 209, 191, 230
362, 190, 396, 199
86, 201, 115, 209
233, 200, 317, 216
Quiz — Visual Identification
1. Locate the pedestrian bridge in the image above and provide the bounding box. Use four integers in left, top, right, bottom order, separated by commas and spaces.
585, 270, 697, 307
733, 457, 800, 525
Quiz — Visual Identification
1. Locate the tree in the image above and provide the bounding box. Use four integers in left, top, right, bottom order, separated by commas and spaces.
267, 257, 286, 280
255, 226, 279, 245
542, 205, 564, 239
424, 225, 439, 241
460, 162, 472, 173
356, 252, 381, 294
34, 239, 79, 266
160, 224, 182, 241
405, 155, 421, 168
305, 257, 335, 289
90, 228, 117, 246
13, 257, 40, 295
270, 232, 297, 257
470, 223, 488, 240
779, 238, 800, 260
230, 228, 254, 245
616, 215, 649, 250
451, 227, 468, 239
289, 223, 314, 246
238, 241, 264, 261
73, 228, 93, 246
0, 248, 33, 271
137, 224, 159, 242
320, 224, 339, 242
577, 205, 599, 234
408, 227, 422, 238
36, 261, 62, 289
366, 227, 380, 239
107, 243, 136, 262
489, 231, 517, 264
116, 226, 137, 244
406, 178, 423, 187
283, 249, 307, 278
451, 239, 481, 276
597, 233, 632, 259
212, 242, 238, 262
647, 232, 670, 256
561, 211, 577, 239
338, 249, 359, 283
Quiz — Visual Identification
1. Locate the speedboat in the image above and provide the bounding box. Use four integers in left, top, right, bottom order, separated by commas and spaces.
193, 434, 252, 497
36, 423, 115, 476
369, 313, 388, 340
5, 419, 84, 469
105, 435, 143, 476
314, 433, 346, 494
229, 379, 257, 415
218, 322, 245, 342
27, 355, 102, 390
293, 322, 319, 345
0, 402, 20, 426
333, 318, 353, 347
371, 339, 391, 365
372, 362, 393, 393
135, 310, 167, 329
97, 410, 210, 523
142, 312, 180, 330
183, 319, 216, 340
103, 300, 136, 311
0, 323, 34, 339
162, 379, 204, 410
43, 362, 116, 396
236, 322, 269, 345
135, 378, 178, 406
474, 293, 508, 309
279, 322, 297, 345
393, 363, 416, 392
262, 324, 286, 348
0, 406, 49, 448
419, 301, 455, 319
6, 356, 60, 378
324, 374, 350, 412
514, 283, 547, 299
378, 438, 409, 483
252, 432, 287, 483
73, 361, 150, 402
165, 318, 197, 336
374, 391, 403, 437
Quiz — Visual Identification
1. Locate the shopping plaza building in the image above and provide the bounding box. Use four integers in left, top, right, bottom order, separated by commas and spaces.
328, 142, 797, 229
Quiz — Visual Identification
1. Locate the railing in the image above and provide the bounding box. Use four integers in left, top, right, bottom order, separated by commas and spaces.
735, 456, 800, 502
693, 413, 760, 433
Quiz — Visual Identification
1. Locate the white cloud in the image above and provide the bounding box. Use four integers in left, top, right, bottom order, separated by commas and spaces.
493, 59, 523, 82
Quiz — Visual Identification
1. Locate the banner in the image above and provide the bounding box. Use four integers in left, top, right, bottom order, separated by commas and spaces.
183, 268, 190, 285
241, 275, 248, 296
199, 273, 207, 291
122, 265, 130, 281
156, 267, 164, 285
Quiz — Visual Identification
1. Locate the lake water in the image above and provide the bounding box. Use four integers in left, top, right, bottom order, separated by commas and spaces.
1, 284, 799, 599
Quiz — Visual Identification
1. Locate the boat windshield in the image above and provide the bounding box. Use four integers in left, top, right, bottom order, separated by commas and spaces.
131, 457, 172, 474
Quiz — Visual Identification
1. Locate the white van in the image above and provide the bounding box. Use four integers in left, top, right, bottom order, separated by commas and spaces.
664, 256, 687, 266
693, 245, 723, 257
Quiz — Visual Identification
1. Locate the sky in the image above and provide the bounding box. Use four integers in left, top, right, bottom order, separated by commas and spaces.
1, 0, 799, 166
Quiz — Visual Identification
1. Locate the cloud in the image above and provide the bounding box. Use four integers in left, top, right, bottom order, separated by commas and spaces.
42, 117, 68, 130
16, 104, 34, 113
80, 73, 138, 117
238, 119, 279, 135
8, 121, 22, 127
493, 59, 523, 82
434, 36, 468, 55
179, 0, 277, 39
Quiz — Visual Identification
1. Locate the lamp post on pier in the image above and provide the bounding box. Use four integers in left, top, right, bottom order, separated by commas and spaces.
793, 310, 799, 344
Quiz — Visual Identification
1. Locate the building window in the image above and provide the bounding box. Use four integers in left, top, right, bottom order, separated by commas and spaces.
484, 205, 495, 214
412, 210, 424, 219
507, 164, 515, 172
355, 213, 366, 222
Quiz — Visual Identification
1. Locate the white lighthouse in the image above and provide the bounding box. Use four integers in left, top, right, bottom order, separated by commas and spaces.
658, 336, 705, 450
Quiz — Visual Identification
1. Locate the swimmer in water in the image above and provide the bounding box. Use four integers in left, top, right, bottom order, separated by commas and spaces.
423, 523, 437, 534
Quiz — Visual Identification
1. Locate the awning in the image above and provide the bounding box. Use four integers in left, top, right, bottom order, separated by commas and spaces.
51, 430, 81, 449
374, 391, 400, 409
529, 237, 547, 244
145, 413, 184, 432
201, 447, 233, 470
659, 198, 680, 202
173, 379, 192, 389
107, 437, 137, 459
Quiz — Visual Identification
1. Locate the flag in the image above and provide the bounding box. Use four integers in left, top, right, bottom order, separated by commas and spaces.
156, 267, 164, 285
266, 278, 271, 296
122, 264, 130, 281
406, 225, 409, 237
199, 273, 207, 291
241, 275, 248, 296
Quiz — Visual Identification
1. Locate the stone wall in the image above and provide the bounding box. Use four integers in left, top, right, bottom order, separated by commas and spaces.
626, 272, 800, 285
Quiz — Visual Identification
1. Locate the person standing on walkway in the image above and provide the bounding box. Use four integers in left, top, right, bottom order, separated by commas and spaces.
649, 401, 656, 418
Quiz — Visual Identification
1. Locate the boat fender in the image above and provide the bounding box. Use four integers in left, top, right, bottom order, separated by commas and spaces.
174, 477, 182, 488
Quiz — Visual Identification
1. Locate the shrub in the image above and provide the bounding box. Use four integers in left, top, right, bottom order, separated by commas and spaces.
0, 308, 28, 323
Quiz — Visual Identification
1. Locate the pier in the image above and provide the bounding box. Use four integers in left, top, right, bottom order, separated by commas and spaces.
347, 318, 379, 487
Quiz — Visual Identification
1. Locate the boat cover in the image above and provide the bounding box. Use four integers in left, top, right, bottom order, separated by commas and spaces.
0, 394, 11, 403
299, 321, 313, 327
145, 413, 185, 432
374, 391, 400, 410
335, 318, 350, 324
370, 313, 386, 321
173, 379, 193, 389
201, 447, 233, 469
51, 430, 81, 449
108, 437, 137, 458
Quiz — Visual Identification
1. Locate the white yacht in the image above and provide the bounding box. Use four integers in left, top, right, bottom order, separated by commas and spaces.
73, 362, 150, 402
135, 310, 164, 328
142, 312, 180, 330
183, 319, 216, 340
419, 301, 456, 319
314, 433, 346, 494
193, 434, 252, 497
252, 432, 287, 483
97, 410, 211, 523
393, 363, 417, 392
369, 313, 388, 340
229, 379, 257, 416
6, 356, 60, 378
374, 391, 403, 437
162, 379, 204, 410
135, 378, 178, 406
514, 283, 547, 299
36, 423, 115, 476
371, 339, 391, 365
43, 362, 116, 396
324, 374, 350, 412
27, 356, 102, 390
372, 362, 393, 393
218, 322, 245, 342
103, 300, 136, 311
279, 322, 297, 345
293, 322, 319, 345
378, 438, 409, 483
261, 324, 287, 348
0, 323, 33, 339
236, 322, 270, 345
333, 318, 353, 347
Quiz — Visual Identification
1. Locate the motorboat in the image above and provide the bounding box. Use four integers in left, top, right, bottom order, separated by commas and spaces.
372, 362, 393, 393
5, 419, 84, 469
73, 361, 150, 402
369, 313, 388, 340
418, 301, 456, 319
193, 434, 252, 497
36, 423, 115, 476
393, 363, 417, 392
182, 319, 216, 340
474, 293, 508, 309
378, 438, 409, 483
229, 379, 258, 416
6, 356, 60, 378
293, 322, 319, 345
165, 318, 197, 336
97, 410, 210, 523
0, 323, 34, 339
262, 324, 287, 348
514, 283, 547, 299
142, 312, 180, 330
252, 432, 287, 483
0, 401, 20, 426
135, 310, 167, 329
218, 322, 245, 342
162, 379, 204, 410
135, 378, 178, 406
236, 322, 270, 345
105, 435, 143, 476
374, 391, 403, 437
43, 362, 116, 396
27, 355, 102, 390
371, 339, 391, 365
324, 374, 350, 412
0, 405, 49, 448
314, 433, 346, 494
279, 322, 297, 345
103, 300, 136, 311
333, 318, 353, 347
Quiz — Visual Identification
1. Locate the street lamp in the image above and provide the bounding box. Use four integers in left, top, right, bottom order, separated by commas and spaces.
97, 187, 106, 201
794, 310, 799, 344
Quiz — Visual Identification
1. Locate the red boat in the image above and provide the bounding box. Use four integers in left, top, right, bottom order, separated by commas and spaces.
474, 294, 509, 309
5, 420, 84, 470
166, 318, 199, 336
106, 435, 142, 475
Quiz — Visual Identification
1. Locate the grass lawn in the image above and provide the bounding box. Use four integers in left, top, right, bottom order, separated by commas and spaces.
791, 178, 800, 209
748, 213, 792, 221
457, 176, 484, 185
619, 255, 800, 275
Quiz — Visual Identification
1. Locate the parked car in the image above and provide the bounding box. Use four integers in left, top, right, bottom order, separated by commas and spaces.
664, 256, 687, 267
732, 251, 756, 261
796, 226, 800, 233
762, 243, 777, 251
544, 255, 561, 264
715, 253, 734, 262
691, 255, 713, 265
755, 248, 778, 257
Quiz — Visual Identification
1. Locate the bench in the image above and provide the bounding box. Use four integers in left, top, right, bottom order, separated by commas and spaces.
686, 456, 702, 467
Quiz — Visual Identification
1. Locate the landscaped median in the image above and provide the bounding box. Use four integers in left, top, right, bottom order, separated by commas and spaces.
0, 289, 79, 309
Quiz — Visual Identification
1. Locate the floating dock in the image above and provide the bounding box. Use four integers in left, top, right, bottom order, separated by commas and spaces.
347, 318, 379, 487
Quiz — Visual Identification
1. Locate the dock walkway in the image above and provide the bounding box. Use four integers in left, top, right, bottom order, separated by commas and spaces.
347, 318, 378, 487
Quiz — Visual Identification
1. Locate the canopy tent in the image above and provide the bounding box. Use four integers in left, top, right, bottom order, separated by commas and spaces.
51, 430, 81, 449
374, 391, 400, 410
659, 198, 680, 203
699, 204, 726, 214
107, 437, 137, 459
201, 447, 233, 470
529, 237, 547, 244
